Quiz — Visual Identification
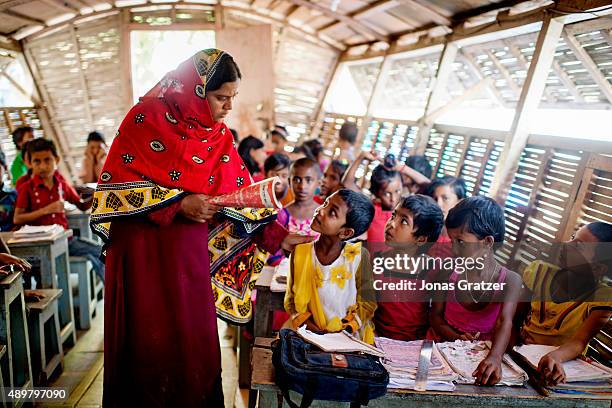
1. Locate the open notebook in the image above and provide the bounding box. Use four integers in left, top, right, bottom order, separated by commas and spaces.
437, 340, 527, 386
296, 326, 384, 357
513, 344, 612, 383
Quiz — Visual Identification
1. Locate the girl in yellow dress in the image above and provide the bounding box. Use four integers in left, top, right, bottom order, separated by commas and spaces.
284, 189, 377, 344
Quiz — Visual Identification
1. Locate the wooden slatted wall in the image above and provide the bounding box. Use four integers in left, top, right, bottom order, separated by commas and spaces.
23, 14, 128, 178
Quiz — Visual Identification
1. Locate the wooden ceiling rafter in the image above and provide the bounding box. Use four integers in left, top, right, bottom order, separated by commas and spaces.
282, 0, 390, 42
561, 28, 612, 103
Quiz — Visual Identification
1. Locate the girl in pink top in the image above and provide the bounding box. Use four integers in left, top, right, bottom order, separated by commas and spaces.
428, 196, 522, 386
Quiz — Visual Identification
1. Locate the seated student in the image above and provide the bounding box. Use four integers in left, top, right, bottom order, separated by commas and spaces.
13, 139, 105, 281
277, 158, 321, 238
401, 155, 432, 195
268, 125, 288, 154
79, 131, 108, 184
519, 222, 612, 386
428, 196, 522, 385
238, 135, 267, 182
335, 122, 358, 162
10, 126, 34, 186
303, 139, 329, 174
0, 150, 16, 231
284, 189, 377, 343
426, 176, 467, 250
317, 160, 348, 204
374, 195, 444, 341
264, 153, 294, 207
343, 151, 402, 243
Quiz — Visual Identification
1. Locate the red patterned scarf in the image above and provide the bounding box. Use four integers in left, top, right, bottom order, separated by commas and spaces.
91, 49, 251, 241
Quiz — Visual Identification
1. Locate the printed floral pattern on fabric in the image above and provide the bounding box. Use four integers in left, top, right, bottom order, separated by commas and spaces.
208, 207, 277, 324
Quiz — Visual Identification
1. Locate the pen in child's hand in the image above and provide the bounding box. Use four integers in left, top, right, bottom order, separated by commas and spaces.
474, 332, 480, 341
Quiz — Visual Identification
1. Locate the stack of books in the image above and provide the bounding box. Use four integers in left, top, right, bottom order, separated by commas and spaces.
374, 337, 457, 391
514, 344, 612, 399
9, 225, 65, 243
437, 340, 527, 386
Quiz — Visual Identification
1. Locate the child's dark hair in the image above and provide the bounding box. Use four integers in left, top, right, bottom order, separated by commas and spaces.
303, 139, 323, 159
291, 157, 321, 177
264, 153, 291, 174
328, 160, 349, 179
336, 189, 375, 238
426, 176, 467, 200
369, 165, 400, 197
237, 136, 264, 175
270, 125, 288, 141
87, 131, 105, 144
292, 145, 316, 162
400, 195, 444, 243
339, 122, 358, 145
446, 196, 505, 245
586, 222, 612, 275
26, 138, 59, 159
405, 155, 432, 179
205, 53, 242, 93
12, 126, 34, 150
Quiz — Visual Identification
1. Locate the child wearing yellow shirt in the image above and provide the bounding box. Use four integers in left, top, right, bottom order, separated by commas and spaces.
520, 221, 612, 385
284, 189, 377, 343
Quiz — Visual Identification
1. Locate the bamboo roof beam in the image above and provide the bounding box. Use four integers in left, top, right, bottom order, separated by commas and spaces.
561, 28, 612, 103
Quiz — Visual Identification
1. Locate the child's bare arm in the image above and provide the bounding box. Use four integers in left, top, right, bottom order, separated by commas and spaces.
341, 151, 378, 192
395, 163, 431, 187
473, 271, 522, 385
538, 309, 612, 385
429, 301, 463, 340
14, 202, 63, 225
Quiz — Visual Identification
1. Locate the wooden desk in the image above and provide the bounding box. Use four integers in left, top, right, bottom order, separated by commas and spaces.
251, 346, 612, 408
254, 267, 285, 338
1, 231, 76, 348
67, 212, 93, 241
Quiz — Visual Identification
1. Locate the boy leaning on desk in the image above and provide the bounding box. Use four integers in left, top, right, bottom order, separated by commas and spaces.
13, 138, 105, 282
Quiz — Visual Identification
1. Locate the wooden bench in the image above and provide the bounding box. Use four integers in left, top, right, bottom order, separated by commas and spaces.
0, 272, 32, 405
1, 230, 77, 348
25, 289, 63, 385
239, 268, 284, 388
250, 339, 612, 408
69, 256, 100, 330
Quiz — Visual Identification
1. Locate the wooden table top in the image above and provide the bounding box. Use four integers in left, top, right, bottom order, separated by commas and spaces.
0, 230, 72, 247
251, 346, 612, 405
255, 266, 276, 289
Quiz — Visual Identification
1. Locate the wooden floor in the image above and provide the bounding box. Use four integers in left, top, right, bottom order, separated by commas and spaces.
41, 301, 249, 407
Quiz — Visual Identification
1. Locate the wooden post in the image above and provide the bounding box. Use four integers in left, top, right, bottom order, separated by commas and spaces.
119, 9, 134, 111
307, 52, 341, 143
68, 24, 94, 128
489, 12, 566, 203
413, 42, 458, 155
354, 53, 393, 151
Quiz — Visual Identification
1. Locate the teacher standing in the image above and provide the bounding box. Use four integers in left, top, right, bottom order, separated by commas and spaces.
91, 49, 253, 407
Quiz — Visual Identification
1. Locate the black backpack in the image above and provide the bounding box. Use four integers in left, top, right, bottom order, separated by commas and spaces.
272, 329, 389, 408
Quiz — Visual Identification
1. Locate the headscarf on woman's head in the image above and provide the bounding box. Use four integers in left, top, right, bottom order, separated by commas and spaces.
91, 49, 252, 242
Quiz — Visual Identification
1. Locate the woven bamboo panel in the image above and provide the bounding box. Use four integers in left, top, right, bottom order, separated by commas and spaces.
274, 31, 337, 142
0, 107, 45, 173
315, 112, 363, 158
24, 15, 126, 174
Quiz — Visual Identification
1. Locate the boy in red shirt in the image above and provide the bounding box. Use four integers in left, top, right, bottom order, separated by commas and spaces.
14, 138, 104, 281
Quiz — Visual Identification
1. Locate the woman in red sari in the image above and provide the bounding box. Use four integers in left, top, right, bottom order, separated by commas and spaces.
91, 50, 272, 406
